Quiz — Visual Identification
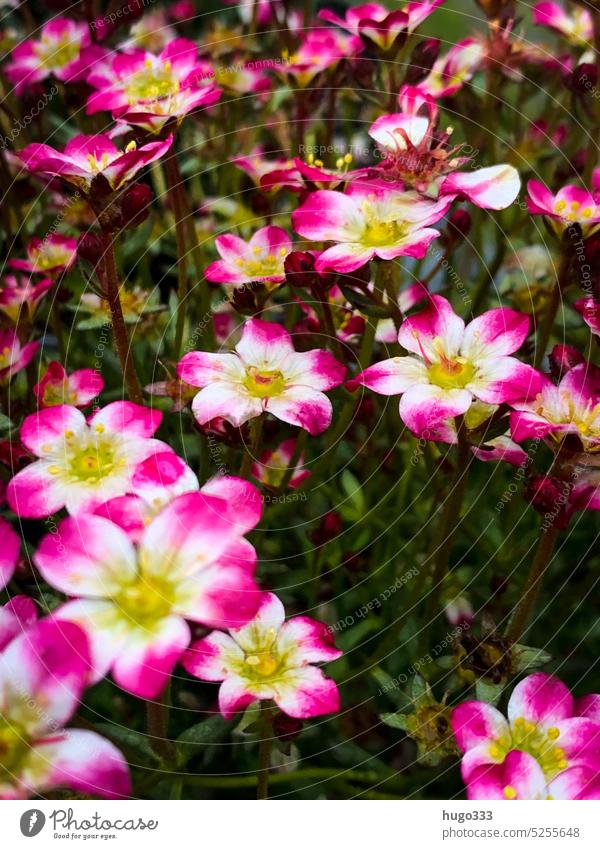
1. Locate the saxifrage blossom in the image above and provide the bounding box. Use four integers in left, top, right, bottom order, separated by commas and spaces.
452, 672, 600, 799
5, 18, 106, 93
182, 592, 342, 719
0, 328, 39, 384
19, 134, 173, 193
292, 184, 454, 273
252, 437, 311, 489
177, 318, 346, 435
6, 401, 177, 518
34, 361, 104, 408
205, 226, 293, 287
34, 491, 262, 698
527, 179, 600, 238
0, 617, 131, 799
9, 234, 77, 275
354, 294, 540, 439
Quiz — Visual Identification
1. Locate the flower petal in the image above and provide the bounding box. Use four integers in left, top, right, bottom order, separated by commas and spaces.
507, 672, 574, 726
181, 631, 243, 681
266, 385, 333, 435
274, 666, 340, 719
354, 356, 427, 395
112, 615, 190, 699
451, 700, 510, 752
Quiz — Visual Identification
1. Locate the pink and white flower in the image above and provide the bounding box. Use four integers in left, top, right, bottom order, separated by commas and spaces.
353, 295, 541, 439
452, 672, 600, 799
182, 592, 342, 719
0, 275, 53, 323
533, 2, 593, 47
33, 492, 262, 698
19, 134, 173, 193
0, 617, 131, 799
0, 328, 40, 384
86, 39, 218, 118
34, 361, 104, 408
205, 226, 293, 287
527, 180, 600, 238
178, 318, 346, 435
418, 38, 486, 99
5, 18, 106, 93
368, 87, 520, 208
279, 29, 363, 88
292, 185, 454, 273
510, 363, 600, 450
319, 4, 410, 51
6, 401, 176, 518
116, 84, 222, 133
252, 438, 311, 489
0, 517, 20, 591
94, 457, 260, 543
9, 234, 77, 276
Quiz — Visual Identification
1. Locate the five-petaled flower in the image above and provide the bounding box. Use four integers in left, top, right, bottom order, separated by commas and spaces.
19, 133, 173, 193
527, 179, 600, 238
0, 616, 131, 799
33, 491, 262, 698
353, 294, 540, 440
5, 18, 106, 93
9, 234, 77, 276
182, 592, 342, 719
452, 672, 600, 799
34, 361, 104, 408
292, 184, 454, 273
0, 328, 40, 384
177, 318, 346, 435
7, 401, 176, 517
205, 226, 293, 287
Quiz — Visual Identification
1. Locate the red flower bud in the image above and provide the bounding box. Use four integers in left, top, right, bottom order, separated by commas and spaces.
548, 344, 585, 381
77, 232, 106, 266
404, 38, 440, 85
310, 511, 343, 545
272, 713, 303, 742
121, 183, 153, 230
524, 474, 571, 527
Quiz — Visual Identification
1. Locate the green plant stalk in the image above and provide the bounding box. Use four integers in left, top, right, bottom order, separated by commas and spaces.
534, 252, 569, 369
421, 438, 472, 647
103, 238, 143, 404
240, 415, 264, 479
256, 702, 272, 800
164, 152, 190, 360
146, 687, 175, 763
506, 518, 562, 644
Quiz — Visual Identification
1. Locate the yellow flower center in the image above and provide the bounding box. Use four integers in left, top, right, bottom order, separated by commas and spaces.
234, 246, 287, 280
0, 722, 28, 777
114, 573, 174, 627
240, 627, 283, 682
35, 34, 80, 70
67, 440, 116, 483
428, 356, 476, 390
0, 345, 13, 370
126, 59, 180, 102
243, 366, 286, 399
490, 718, 568, 783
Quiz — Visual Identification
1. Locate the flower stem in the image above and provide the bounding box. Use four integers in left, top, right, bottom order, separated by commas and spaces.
164, 152, 190, 360
103, 237, 143, 404
146, 688, 175, 763
240, 415, 264, 479
421, 437, 472, 647
533, 252, 569, 369
506, 518, 561, 644
256, 702, 273, 800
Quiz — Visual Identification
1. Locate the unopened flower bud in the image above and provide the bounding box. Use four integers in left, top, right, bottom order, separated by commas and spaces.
310, 511, 342, 545
77, 232, 106, 266
566, 63, 597, 96
404, 38, 440, 85
121, 183, 153, 230
548, 344, 585, 381
446, 208, 472, 242
284, 251, 317, 288
272, 713, 303, 742
524, 474, 570, 527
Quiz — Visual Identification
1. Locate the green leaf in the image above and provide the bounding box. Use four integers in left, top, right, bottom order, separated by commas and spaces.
175, 715, 230, 767
94, 723, 158, 763
380, 712, 410, 731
